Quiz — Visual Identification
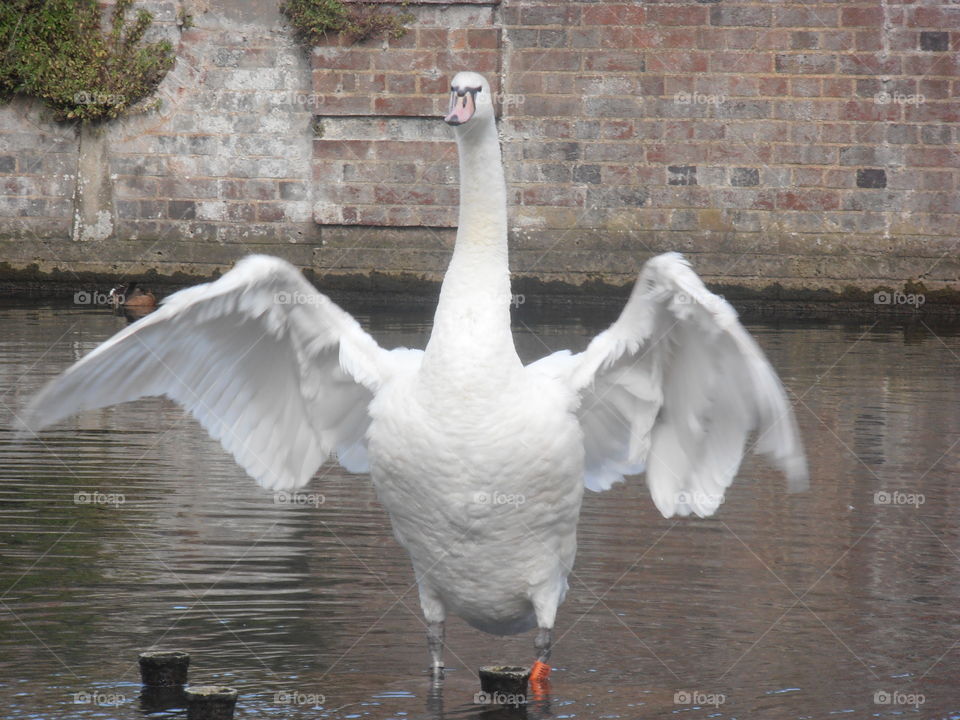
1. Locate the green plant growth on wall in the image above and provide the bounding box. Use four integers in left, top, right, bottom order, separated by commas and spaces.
0, 0, 175, 122
281, 0, 413, 44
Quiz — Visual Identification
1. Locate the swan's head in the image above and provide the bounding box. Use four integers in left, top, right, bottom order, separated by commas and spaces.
444, 71, 494, 128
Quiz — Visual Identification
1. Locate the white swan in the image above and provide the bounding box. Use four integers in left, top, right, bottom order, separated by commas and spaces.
18, 71, 807, 688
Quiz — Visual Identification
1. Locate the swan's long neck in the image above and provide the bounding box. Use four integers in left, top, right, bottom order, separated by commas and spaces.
424, 117, 519, 376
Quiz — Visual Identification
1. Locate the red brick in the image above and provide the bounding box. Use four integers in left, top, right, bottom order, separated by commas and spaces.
314, 96, 370, 114
601, 120, 635, 140
774, 7, 838, 28
853, 124, 885, 144
601, 27, 653, 48
385, 29, 417, 49
918, 79, 951, 100
646, 5, 708, 26
511, 73, 543, 94
710, 52, 773, 74
373, 141, 454, 161
448, 29, 470, 51
663, 120, 694, 141
417, 28, 448, 49
520, 95, 581, 117
724, 28, 759, 50
541, 74, 575, 94
352, 206, 387, 225
758, 76, 788, 95
822, 78, 854, 97
905, 102, 960, 124
776, 190, 839, 211
854, 30, 884, 52
355, 73, 386, 94
467, 28, 500, 50
710, 5, 771, 27
839, 100, 900, 122
910, 6, 960, 27
790, 78, 822, 97
438, 50, 499, 73
585, 50, 645, 72
820, 31, 856, 51
838, 54, 902, 75
386, 74, 417, 95
374, 186, 456, 206
821, 124, 853, 143
756, 29, 794, 51
695, 123, 724, 141
646, 51, 707, 73
374, 96, 430, 116
841, 7, 884, 27
921, 172, 955, 191
513, 50, 581, 72
373, 51, 436, 71
709, 144, 772, 164
793, 168, 823, 187
774, 144, 836, 165
903, 54, 960, 77
650, 187, 712, 208
521, 185, 585, 207
695, 75, 759, 97
419, 75, 449, 95
775, 53, 836, 74
823, 170, 855, 189
582, 5, 645, 26
256, 203, 286, 222
314, 140, 371, 161
646, 144, 704, 164
521, 4, 581, 26
884, 28, 916, 51
697, 28, 725, 50
420, 207, 456, 227
711, 189, 773, 210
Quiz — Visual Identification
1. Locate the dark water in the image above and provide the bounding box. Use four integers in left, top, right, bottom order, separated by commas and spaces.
1, 298, 959, 719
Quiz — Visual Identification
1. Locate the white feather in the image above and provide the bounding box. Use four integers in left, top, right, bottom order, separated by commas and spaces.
17, 255, 418, 490
534, 252, 808, 518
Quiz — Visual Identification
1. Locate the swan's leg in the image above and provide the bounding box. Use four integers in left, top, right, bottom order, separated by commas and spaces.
530, 627, 553, 685
427, 620, 445, 679
529, 586, 560, 691
418, 580, 447, 679
534, 627, 553, 665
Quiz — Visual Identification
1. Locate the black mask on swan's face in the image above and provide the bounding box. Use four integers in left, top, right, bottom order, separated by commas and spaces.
445, 86, 480, 125
444, 71, 491, 126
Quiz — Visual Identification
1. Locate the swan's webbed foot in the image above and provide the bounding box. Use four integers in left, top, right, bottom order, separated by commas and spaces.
427, 620, 445, 681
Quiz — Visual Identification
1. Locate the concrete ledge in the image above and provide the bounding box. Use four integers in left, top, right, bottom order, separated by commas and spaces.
1, 231, 957, 316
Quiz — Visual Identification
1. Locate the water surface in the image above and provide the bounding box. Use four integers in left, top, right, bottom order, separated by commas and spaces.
1, 298, 959, 719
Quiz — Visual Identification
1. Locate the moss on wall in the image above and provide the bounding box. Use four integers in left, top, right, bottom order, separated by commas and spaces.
0, 0, 174, 121
280, 0, 412, 44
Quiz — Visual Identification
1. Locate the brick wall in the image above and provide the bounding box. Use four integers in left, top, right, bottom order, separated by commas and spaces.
312, 0, 959, 296
0, 0, 958, 301
0, 0, 319, 280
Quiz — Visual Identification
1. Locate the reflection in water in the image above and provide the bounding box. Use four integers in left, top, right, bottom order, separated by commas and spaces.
0, 299, 959, 718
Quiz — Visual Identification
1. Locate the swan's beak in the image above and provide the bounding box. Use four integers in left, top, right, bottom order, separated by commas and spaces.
444, 89, 477, 126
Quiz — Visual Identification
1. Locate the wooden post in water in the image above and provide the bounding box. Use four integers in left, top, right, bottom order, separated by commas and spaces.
185, 685, 238, 720
138, 650, 190, 711
139, 650, 190, 687
478, 665, 530, 703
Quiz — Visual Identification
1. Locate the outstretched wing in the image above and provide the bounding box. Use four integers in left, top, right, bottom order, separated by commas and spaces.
17, 255, 409, 491
531, 253, 807, 518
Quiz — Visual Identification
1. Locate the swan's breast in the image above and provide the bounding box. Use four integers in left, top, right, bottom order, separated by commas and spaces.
365, 371, 584, 615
